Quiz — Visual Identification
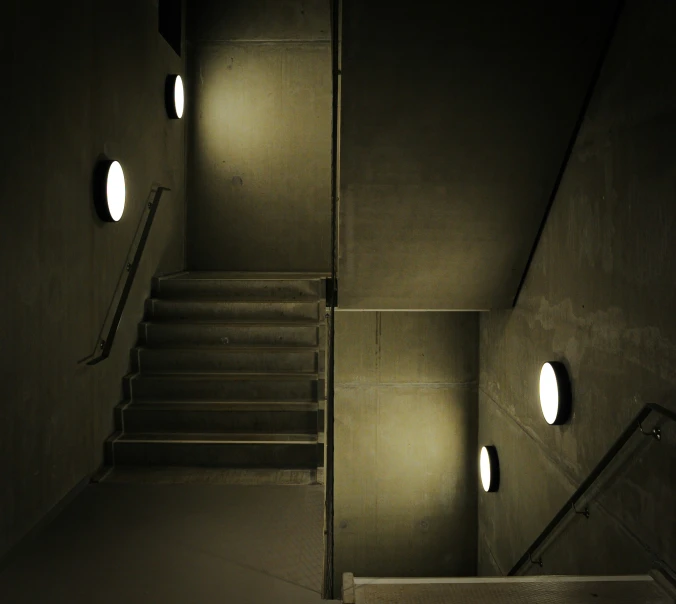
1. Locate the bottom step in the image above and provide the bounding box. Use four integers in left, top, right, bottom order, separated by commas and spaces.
97, 466, 319, 486
107, 432, 323, 469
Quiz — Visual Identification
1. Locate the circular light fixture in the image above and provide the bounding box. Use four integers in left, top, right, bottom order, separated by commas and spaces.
94, 159, 126, 222
480, 445, 500, 493
165, 74, 184, 119
539, 361, 572, 425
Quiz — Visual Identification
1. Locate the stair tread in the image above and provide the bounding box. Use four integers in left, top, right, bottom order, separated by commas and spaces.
100, 466, 319, 485
116, 432, 319, 443
121, 401, 320, 411
140, 320, 323, 326
131, 372, 323, 380
162, 272, 329, 281
147, 319, 324, 326
150, 298, 321, 303
134, 345, 320, 353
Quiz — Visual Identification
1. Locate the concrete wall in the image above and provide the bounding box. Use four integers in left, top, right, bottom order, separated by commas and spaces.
186, 0, 332, 272
0, 0, 186, 560
478, 0, 676, 577
338, 0, 621, 310
334, 311, 479, 584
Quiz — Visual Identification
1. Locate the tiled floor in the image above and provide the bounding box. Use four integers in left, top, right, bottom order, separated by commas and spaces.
0, 479, 338, 604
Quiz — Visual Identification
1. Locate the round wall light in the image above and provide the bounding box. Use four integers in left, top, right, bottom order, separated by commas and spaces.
165, 74, 184, 119
480, 445, 500, 492
94, 159, 126, 222
539, 361, 572, 425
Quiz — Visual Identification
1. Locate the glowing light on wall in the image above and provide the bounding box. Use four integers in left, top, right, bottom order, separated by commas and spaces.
165, 74, 184, 119
480, 445, 500, 492
94, 159, 126, 222
539, 362, 572, 425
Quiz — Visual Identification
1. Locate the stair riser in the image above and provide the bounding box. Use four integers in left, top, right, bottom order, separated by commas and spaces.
133, 349, 323, 374
139, 323, 325, 348
126, 377, 324, 402
153, 278, 322, 300
122, 409, 318, 433
146, 300, 321, 322
110, 441, 319, 469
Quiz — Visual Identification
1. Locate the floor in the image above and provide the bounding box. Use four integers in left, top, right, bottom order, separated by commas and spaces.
0, 476, 338, 604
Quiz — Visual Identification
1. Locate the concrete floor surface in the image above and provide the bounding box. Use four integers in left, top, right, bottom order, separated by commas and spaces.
0, 481, 338, 604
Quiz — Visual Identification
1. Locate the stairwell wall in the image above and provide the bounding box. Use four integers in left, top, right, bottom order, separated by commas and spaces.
333, 311, 479, 585
185, 0, 332, 272
0, 0, 186, 561
478, 0, 676, 577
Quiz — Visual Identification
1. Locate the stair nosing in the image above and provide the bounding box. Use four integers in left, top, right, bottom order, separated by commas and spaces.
120, 401, 320, 409
159, 273, 328, 281
145, 320, 324, 326
140, 320, 323, 326
116, 433, 319, 444
149, 298, 322, 304
128, 371, 323, 379
134, 345, 320, 353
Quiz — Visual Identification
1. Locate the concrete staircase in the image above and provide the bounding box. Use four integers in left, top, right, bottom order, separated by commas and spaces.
104, 272, 327, 480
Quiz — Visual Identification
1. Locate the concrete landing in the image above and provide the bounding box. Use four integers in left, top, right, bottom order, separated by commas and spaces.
0, 482, 337, 604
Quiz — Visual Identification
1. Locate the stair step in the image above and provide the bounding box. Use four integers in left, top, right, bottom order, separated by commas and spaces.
126, 373, 324, 402
132, 346, 324, 374
119, 401, 321, 433
108, 432, 322, 468
161, 271, 330, 280
139, 322, 325, 347
146, 299, 322, 322
100, 466, 319, 485
154, 274, 323, 301
119, 432, 318, 442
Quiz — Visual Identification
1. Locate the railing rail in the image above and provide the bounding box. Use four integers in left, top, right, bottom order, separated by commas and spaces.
323, 0, 341, 599
509, 402, 676, 576
80, 185, 170, 366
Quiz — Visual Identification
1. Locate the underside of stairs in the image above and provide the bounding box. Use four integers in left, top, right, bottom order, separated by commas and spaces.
101, 272, 328, 484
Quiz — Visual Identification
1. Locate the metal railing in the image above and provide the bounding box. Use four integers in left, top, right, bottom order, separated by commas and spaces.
79, 185, 170, 366
509, 402, 676, 576
322, 0, 342, 599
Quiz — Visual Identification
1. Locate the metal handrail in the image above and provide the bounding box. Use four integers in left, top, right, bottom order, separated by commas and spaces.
83, 185, 170, 366
323, 0, 342, 599
509, 402, 676, 576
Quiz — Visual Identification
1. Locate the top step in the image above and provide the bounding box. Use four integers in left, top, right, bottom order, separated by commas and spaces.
153, 272, 328, 301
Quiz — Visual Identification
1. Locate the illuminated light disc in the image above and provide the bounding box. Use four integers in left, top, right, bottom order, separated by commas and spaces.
479, 445, 499, 492
539, 362, 559, 425
174, 75, 184, 118
539, 361, 571, 425
480, 446, 491, 492
106, 161, 126, 222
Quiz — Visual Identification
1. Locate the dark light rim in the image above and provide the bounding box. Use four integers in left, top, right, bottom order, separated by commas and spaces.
165, 74, 182, 119
93, 158, 119, 222
482, 445, 500, 493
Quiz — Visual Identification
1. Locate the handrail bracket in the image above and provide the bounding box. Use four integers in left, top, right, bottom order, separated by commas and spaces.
639, 421, 661, 441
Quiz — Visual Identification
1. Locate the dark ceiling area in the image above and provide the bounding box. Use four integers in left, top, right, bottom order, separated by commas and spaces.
338, 0, 622, 309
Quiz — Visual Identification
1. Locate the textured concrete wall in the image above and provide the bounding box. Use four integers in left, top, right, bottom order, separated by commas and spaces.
334, 312, 479, 584
186, 0, 332, 271
478, 0, 676, 577
0, 0, 186, 559
338, 0, 621, 310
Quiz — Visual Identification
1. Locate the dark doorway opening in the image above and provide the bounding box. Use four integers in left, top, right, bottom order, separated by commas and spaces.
159, 0, 182, 57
